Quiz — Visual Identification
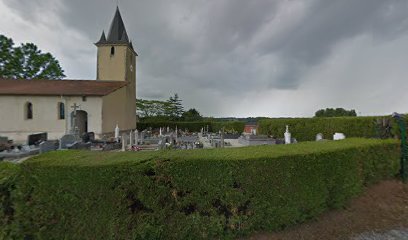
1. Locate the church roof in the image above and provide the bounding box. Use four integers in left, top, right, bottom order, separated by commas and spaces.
0, 79, 128, 96
97, 7, 129, 44
95, 7, 137, 54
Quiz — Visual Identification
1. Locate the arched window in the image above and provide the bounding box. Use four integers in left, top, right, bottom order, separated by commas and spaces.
25, 102, 33, 120
110, 46, 115, 55
58, 102, 65, 119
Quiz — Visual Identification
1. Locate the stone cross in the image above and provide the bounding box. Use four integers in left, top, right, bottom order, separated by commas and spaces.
70, 103, 80, 137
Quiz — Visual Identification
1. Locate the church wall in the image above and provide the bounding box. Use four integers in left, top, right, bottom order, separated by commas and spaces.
102, 87, 136, 134
0, 95, 102, 143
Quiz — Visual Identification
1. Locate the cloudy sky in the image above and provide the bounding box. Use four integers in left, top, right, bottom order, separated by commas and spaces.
1, 0, 408, 117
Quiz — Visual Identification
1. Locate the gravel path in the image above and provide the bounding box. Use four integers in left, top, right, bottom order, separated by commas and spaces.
352, 229, 408, 240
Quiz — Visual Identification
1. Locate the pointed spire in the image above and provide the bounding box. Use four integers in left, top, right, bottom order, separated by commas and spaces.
97, 31, 106, 44
106, 6, 129, 43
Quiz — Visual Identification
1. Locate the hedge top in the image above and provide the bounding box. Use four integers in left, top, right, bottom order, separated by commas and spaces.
24, 138, 398, 167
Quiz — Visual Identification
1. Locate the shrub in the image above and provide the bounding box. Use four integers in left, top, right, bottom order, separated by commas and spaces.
0, 139, 400, 239
258, 116, 407, 141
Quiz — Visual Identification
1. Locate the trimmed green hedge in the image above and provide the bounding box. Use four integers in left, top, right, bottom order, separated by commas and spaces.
137, 121, 245, 133
258, 116, 405, 142
0, 139, 400, 239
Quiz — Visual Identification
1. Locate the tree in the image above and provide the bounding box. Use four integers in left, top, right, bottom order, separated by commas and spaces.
136, 99, 170, 119
165, 93, 184, 120
182, 108, 202, 121
315, 108, 357, 117
0, 34, 65, 79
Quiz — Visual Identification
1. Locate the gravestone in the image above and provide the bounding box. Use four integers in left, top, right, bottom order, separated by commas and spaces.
40, 140, 59, 153
122, 134, 127, 151
28, 132, 47, 145
68, 142, 91, 150
316, 133, 323, 141
333, 133, 346, 141
284, 125, 291, 144
60, 134, 77, 149
134, 130, 138, 145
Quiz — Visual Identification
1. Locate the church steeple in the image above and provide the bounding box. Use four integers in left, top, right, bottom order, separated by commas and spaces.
95, 6, 137, 82
97, 31, 106, 44
107, 7, 129, 43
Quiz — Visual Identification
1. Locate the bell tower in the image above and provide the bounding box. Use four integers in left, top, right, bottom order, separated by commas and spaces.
95, 6, 137, 84
95, 7, 137, 132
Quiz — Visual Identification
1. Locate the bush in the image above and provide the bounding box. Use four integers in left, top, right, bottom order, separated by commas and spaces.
258, 116, 406, 141
0, 139, 400, 239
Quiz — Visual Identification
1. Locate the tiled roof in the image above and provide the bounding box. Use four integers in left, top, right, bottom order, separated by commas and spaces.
0, 79, 127, 96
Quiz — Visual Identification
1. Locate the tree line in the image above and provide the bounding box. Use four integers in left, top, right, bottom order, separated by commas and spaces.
136, 94, 203, 121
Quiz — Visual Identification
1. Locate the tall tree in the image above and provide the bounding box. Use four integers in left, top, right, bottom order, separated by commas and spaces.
182, 108, 202, 121
0, 34, 65, 79
166, 93, 184, 120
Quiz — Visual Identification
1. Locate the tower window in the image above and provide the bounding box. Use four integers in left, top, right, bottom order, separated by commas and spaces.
25, 102, 33, 120
110, 46, 115, 55
58, 102, 65, 119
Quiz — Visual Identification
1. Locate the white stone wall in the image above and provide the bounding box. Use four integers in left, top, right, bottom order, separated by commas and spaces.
0, 95, 103, 143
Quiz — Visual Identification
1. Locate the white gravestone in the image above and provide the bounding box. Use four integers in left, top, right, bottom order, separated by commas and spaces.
115, 124, 120, 142
122, 134, 127, 151
333, 133, 346, 141
316, 133, 323, 141
284, 125, 291, 144
134, 130, 138, 145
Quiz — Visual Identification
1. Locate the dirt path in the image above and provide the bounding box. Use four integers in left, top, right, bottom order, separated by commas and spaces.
247, 180, 408, 240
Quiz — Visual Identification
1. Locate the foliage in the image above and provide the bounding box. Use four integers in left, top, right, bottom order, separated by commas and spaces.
181, 108, 202, 121
0, 139, 400, 239
165, 93, 184, 120
137, 94, 185, 121
258, 116, 406, 141
136, 99, 170, 118
315, 108, 357, 117
0, 34, 65, 79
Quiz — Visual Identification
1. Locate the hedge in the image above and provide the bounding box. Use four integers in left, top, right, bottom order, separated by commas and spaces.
258, 116, 406, 142
0, 139, 400, 239
137, 121, 245, 133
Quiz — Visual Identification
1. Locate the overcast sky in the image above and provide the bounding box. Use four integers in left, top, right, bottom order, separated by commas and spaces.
1, 0, 408, 117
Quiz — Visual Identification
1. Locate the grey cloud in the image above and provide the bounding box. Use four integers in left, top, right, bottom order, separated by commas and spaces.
3, 0, 408, 116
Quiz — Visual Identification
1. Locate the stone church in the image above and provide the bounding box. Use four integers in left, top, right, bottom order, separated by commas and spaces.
0, 7, 137, 143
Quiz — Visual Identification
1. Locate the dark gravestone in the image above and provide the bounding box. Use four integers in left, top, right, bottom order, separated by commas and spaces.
39, 140, 59, 153
60, 134, 76, 149
28, 132, 47, 145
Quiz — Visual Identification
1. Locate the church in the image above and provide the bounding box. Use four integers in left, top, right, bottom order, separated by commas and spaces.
0, 7, 137, 143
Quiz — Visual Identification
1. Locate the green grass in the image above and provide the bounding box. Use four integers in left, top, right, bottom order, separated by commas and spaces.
28, 138, 396, 166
